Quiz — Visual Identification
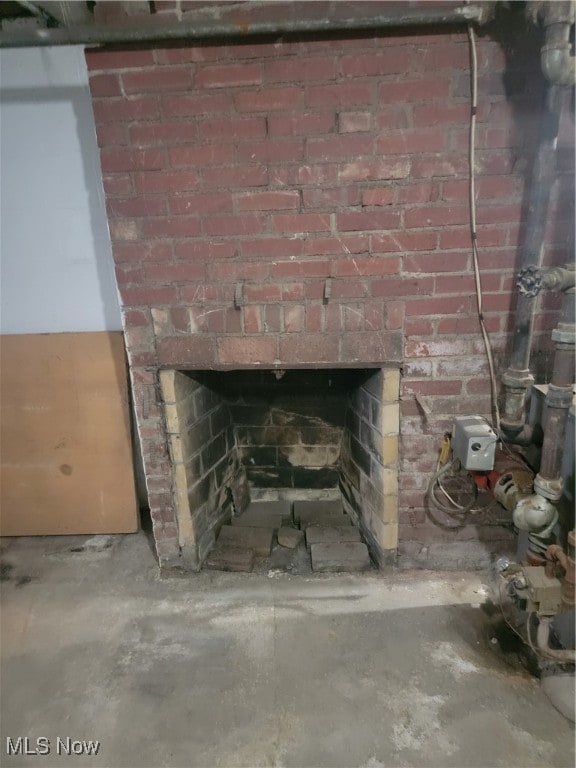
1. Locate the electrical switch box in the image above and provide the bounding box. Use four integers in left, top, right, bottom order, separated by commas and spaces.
452, 416, 497, 471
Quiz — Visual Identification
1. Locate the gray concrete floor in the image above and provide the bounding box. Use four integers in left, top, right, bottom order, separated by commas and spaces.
0, 532, 573, 768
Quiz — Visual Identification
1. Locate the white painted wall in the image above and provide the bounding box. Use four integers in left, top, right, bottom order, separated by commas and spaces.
0, 46, 122, 334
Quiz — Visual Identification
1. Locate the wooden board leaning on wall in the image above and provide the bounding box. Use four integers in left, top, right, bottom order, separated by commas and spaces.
0, 332, 139, 536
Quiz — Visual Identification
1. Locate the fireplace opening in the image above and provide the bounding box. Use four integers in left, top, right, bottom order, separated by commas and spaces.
159, 367, 400, 570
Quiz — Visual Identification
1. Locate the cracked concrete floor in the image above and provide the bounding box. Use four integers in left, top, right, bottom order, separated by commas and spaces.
0, 532, 573, 768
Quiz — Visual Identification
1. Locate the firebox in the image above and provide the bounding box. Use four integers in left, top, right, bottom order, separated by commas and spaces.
159, 367, 399, 569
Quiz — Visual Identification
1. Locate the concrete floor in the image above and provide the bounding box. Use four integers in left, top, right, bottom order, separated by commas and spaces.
0, 532, 573, 768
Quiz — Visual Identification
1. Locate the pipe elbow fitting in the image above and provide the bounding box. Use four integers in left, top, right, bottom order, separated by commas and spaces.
541, 6, 575, 88
500, 422, 535, 446
541, 44, 576, 87
513, 494, 557, 532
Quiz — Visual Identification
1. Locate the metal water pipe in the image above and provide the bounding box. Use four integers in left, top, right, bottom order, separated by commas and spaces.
534, 277, 575, 502
500, 85, 564, 440
541, 0, 576, 88
0, 3, 491, 48
500, 0, 575, 441
512, 267, 575, 560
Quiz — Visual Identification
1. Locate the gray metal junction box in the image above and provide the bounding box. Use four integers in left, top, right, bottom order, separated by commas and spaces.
452, 416, 497, 471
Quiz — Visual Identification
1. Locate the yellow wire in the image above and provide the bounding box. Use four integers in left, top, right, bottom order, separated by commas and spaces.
439, 434, 451, 464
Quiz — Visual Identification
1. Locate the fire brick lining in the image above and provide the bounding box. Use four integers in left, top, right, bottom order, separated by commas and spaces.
159, 367, 400, 569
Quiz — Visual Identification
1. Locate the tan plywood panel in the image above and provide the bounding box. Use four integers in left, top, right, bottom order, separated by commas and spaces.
0, 332, 139, 535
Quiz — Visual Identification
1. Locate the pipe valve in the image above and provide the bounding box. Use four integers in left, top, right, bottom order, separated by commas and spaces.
517, 264, 576, 297
517, 265, 543, 297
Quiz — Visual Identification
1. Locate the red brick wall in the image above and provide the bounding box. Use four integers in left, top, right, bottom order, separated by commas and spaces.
86, 22, 574, 566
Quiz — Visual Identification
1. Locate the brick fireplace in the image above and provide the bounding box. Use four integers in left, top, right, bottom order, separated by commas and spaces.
159, 367, 399, 568
86, 13, 574, 569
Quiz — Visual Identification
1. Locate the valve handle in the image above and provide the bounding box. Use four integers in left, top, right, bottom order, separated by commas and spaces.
517, 265, 543, 297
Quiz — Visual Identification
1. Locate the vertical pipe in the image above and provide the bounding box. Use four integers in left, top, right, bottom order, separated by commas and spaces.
501, 85, 563, 436
509, 86, 563, 372
534, 288, 576, 500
